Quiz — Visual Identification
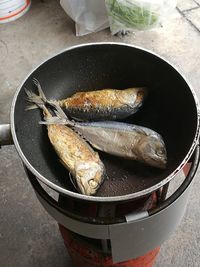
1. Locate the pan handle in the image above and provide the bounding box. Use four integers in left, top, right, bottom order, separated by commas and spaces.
0, 124, 13, 147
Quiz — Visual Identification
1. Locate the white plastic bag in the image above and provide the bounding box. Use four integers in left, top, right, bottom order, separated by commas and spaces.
105, 0, 177, 35
60, 0, 109, 36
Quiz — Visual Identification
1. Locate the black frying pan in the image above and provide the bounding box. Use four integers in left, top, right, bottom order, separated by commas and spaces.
3, 43, 199, 202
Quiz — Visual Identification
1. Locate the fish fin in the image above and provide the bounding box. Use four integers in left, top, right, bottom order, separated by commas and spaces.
25, 88, 44, 108
32, 78, 47, 102
58, 159, 80, 193
25, 104, 38, 110
32, 78, 57, 107
50, 102, 75, 127
54, 109, 65, 119
32, 79, 74, 125
25, 82, 53, 120
51, 101, 68, 119
39, 117, 66, 125
33, 78, 60, 107
39, 111, 74, 127
69, 172, 80, 193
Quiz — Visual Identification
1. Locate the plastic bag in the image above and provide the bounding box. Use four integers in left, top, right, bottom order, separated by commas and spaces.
105, 0, 177, 35
60, 0, 109, 36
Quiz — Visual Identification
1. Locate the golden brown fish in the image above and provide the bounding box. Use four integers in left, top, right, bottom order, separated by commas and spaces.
25, 89, 105, 196
32, 78, 146, 121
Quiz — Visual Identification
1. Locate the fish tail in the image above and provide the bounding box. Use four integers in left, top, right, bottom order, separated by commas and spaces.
32, 78, 71, 122
25, 88, 45, 109
32, 78, 48, 103
39, 100, 75, 127
25, 81, 51, 119
26, 78, 74, 126
33, 78, 60, 107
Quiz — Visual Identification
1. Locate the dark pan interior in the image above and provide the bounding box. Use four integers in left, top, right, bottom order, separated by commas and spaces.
14, 44, 198, 197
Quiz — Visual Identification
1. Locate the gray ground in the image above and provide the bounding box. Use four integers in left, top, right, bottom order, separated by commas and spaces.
0, 0, 200, 266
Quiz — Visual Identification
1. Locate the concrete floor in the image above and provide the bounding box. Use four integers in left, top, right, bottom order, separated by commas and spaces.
0, 0, 200, 266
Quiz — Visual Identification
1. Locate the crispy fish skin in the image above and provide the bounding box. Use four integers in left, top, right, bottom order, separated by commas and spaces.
47, 124, 105, 195
58, 87, 146, 121
25, 87, 105, 196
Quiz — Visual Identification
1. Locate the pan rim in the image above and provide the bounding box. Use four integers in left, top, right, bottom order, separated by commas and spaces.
10, 42, 200, 202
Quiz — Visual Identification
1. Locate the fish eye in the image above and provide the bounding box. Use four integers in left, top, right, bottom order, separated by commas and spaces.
156, 148, 165, 156
88, 179, 98, 189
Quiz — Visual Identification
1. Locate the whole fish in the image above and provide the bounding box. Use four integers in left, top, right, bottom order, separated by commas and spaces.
32, 78, 146, 121
40, 98, 167, 169
75, 121, 167, 169
25, 89, 105, 196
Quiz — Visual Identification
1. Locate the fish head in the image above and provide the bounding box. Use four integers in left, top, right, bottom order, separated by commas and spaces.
139, 134, 167, 169
75, 161, 105, 196
133, 87, 147, 106
118, 87, 147, 108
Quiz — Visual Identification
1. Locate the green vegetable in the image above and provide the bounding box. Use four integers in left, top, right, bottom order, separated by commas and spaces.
105, 0, 159, 32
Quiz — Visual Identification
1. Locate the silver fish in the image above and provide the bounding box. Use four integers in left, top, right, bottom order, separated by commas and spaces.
25, 89, 105, 196
32, 78, 146, 121
43, 102, 167, 169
